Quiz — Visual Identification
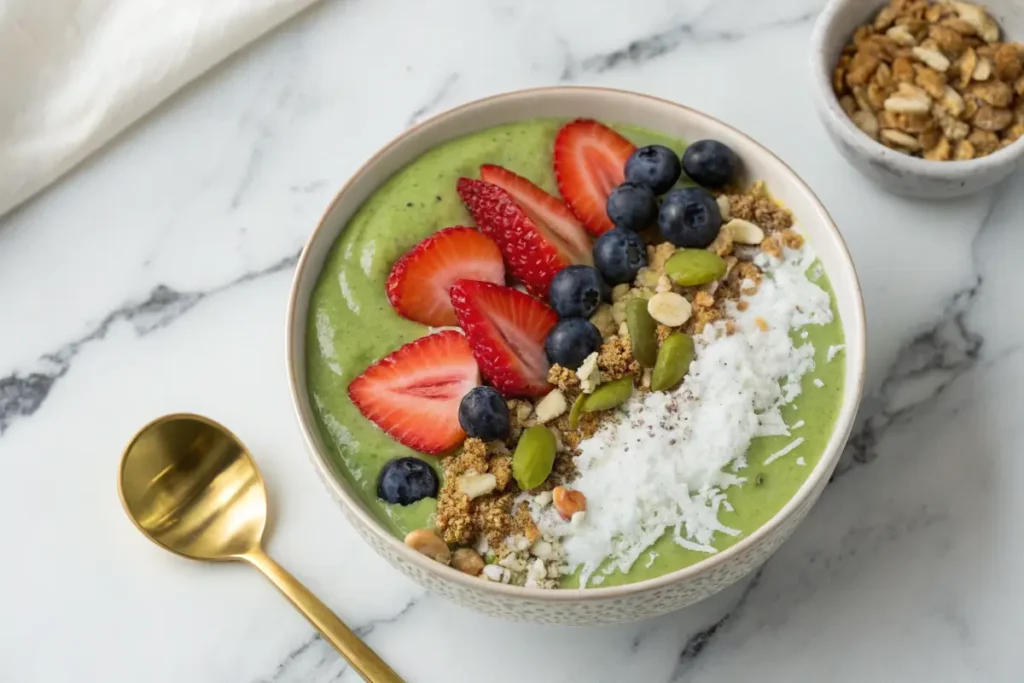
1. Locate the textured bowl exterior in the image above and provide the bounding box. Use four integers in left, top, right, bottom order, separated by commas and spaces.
810, 0, 1024, 199
287, 87, 867, 626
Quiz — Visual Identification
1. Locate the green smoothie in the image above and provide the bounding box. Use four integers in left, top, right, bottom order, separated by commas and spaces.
306, 118, 845, 587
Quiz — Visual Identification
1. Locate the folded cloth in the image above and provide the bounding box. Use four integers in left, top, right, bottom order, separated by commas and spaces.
0, 0, 320, 217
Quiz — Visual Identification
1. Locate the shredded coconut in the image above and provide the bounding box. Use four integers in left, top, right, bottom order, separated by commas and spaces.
796, 457, 807, 466
545, 245, 832, 586
813, 378, 825, 388
827, 344, 845, 362
764, 437, 806, 466
790, 419, 805, 430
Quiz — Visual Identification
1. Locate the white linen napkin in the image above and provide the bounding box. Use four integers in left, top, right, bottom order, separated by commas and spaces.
0, 0, 320, 217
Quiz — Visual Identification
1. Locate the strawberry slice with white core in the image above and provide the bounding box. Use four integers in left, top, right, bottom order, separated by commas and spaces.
478, 164, 593, 266
457, 178, 568, 299
386, 226, 505, 327
450, 279, 557, 398
554, 119, 637, 237
347, 330, 480, 455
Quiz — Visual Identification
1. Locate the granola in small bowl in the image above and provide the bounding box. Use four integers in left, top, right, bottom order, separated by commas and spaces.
811, 0, 1024, 198
832, 0, 1024, 161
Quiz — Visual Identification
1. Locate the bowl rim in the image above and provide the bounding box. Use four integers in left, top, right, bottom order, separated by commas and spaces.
810, 0, 1024, 175
286, 85, 868, 602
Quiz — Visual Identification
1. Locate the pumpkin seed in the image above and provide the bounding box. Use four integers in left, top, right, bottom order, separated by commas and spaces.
626, 298, 658, 368
568, 393, 587, 429
651, 332, 696, 391
512, 425, 556, 490
581, 376, 634, 413
664, 249, 727, 286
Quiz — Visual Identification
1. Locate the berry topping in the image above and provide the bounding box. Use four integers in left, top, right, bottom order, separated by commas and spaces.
479, 164, 592, 265
386, 226, 505, 327
658, 187, 722, 248
457, 178, 573, 299
348, 330, 480, 455
544, 318, 603, 370
548, 265, 608, 319
458, 386, 511, 441
377, 457, 440, 505
606, 182, 659, 232
624, 144, 682, 195
681, 140, 739, 189
554, 119, 636, 237
450, 279, 558, 398
592, 228, 648, 286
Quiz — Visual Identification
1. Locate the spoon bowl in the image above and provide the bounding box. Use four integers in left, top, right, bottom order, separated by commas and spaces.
118, 413, 403, 683
120, 414, 267, 561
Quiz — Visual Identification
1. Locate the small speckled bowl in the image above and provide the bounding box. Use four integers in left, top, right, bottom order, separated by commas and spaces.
287, 87, 866, 625
810, 0, 1024, 199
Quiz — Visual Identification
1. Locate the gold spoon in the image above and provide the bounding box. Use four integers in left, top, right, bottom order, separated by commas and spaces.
118, 413, 404, 683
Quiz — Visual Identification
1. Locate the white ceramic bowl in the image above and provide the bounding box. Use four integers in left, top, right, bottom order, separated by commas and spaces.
810, 0, 1024, 199
286, 87, 867, 625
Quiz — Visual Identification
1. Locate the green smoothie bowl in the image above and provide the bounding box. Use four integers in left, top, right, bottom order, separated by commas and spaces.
286, 87, 866, 625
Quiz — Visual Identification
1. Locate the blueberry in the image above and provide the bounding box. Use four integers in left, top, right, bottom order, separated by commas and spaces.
544, 318, 603, 369
625, 145, 682, 195
549, 265, 609, 319
682, 140, 739, 189
606, 183, 659, 232
458, 386, 510, 440
593, 228, 647, 286
658, 187, 722, 248
377, 457, 439, 505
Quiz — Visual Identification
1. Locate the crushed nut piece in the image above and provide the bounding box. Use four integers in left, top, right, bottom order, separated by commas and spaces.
852, 109, 880, 138
405, 529, 451, 564
913, 45, 951, 71
552, 486, 587, 520
533, 389, 568, 424
973, 105, 1013, 131
954, 137, 976, 159
576, 351, 602, 393
882, 128, 923, 149
458, 472, 497, 500
973, 80, 1013, 106
952, 2, 999, 44
994, 43, 1022, 81
452, 548, 484, 575
716, 194, 732, 220
723, 218, 765, 245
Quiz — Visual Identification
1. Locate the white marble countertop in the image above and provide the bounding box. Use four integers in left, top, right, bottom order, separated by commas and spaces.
2, 1, 1021, 681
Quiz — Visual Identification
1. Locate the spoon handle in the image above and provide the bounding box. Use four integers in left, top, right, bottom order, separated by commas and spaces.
243, 548, 405, 683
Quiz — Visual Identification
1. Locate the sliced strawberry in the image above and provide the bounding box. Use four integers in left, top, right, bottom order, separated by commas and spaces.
348, 330, 480, 455
385, 226, 505, 328
554, 119, 636, 237
457, 178, 565, 299
450, 280, 557, 398
479, 164, 593, 266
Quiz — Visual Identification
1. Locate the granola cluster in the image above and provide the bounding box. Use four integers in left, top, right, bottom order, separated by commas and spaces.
833, 0, 1024, 160
409, 181, 802, 587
